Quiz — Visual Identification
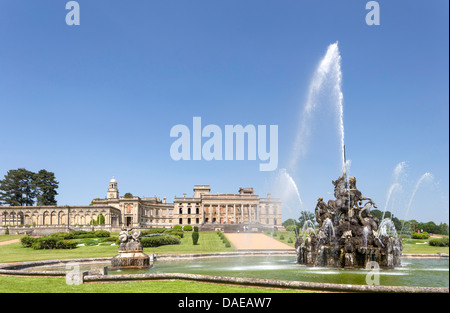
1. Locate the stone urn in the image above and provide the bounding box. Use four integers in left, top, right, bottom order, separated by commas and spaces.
111, 227, 150, 269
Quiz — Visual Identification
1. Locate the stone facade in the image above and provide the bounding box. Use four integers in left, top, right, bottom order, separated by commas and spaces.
0, 177, 282, 234
0, 205, 121, 235
173, 185, 282, 228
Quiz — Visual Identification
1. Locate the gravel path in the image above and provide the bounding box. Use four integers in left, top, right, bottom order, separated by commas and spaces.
225, 233, 295, 250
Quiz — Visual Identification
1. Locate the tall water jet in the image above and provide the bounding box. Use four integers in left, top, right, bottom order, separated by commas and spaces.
401, 172, 434, 233
382, 161, 406, 220
270, 168, 304, 221
289, 42, 346, 174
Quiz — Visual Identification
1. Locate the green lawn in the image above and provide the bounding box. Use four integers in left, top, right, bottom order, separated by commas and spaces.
0, 276, 302, 293
402, 238, 449, 254
0, 234, 23, 242
0, 231, 233, 263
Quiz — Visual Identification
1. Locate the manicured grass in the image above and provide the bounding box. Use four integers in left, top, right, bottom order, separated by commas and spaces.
0, 276, 303, 293
0, 232, 233, 263
145, 231, 234, 254
402, 238, 449, 254
0, 235, 23, 242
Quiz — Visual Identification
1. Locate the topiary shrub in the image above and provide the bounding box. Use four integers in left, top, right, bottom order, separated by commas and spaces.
183, 225, 193, 231
173, 225, 182, 231
192, 231, 199, 245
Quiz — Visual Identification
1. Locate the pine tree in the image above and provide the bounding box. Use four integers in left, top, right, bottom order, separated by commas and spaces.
35, 169, 59, 206
0, 168, 37, 206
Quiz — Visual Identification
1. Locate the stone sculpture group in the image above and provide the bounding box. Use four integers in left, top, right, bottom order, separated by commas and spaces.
296, 174, 403, 269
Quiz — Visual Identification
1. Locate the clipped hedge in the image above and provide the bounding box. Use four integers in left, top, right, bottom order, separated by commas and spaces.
140, 235, 180, 247
412, 232, 430, 239
183, 225, 193, 231
49, 230, 111, 240
22, 236, 77, 250
429, 237, 449, 247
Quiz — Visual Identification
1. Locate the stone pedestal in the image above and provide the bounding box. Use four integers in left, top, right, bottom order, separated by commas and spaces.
111, 252, 150, 269
110, 228, 151, 269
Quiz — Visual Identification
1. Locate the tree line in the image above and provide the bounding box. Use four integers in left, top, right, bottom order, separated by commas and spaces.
283, 209, 449, 236
0, 168, 59, 206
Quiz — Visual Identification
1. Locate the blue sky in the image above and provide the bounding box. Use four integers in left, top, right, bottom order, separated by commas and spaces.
0, 0, 448, 224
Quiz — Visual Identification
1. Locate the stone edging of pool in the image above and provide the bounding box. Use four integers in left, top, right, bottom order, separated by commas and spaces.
0, 252, 448, 293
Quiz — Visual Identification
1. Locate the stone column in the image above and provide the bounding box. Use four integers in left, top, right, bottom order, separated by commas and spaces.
201, 203, 204, 224
233, 204, 236, 224
226, 204, 228, 224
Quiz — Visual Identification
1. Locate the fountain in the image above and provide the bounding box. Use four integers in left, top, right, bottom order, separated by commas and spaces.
111, 227, 151, 269
296, 172, 403, 269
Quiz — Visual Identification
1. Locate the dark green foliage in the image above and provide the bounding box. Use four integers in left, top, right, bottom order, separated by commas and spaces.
49, 230, 110, 239
0, 168, 59, 206
216, 230, 231, 248
194, 226, 199, 232
183, 225, 193, 231
412, 232, 430, 239
20, 236, 36, 247
164, 229, 184, 238
192, 230, 199, 245
30, 238, 76, 250
429, 237, 449, 247
35, 170, 59, 206
140, 235, 180, 247
123, 193, 133, 198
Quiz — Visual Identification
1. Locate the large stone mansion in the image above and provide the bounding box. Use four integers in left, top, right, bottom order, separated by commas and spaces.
1, 177, 282, 234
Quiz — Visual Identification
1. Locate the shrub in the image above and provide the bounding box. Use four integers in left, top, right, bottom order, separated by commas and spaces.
141, 235, 180, 247
173, 225, 182, 231
280, 235, 285, 240
225, 242, 231, 248
94, 230, 110, 237
192, 231, 199, 245
194, 226, 199, 232
183, 225, 193, 231
21, 236, 37, 248
99, 236, 118, 243
286, 225, 299, 232
412, 232, 430, 240
288, 237, 293, 244
56, 240, 77, 249
429, 237, 449, 247
164, 229, 184, 238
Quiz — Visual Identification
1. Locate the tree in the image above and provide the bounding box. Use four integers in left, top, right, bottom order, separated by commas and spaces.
35, 169, 59, 206
298, 211, 316, 228
0, 168, 58, 206
124, 193, 133, 198
0, 168, 37, 206
97, 213, 105, 225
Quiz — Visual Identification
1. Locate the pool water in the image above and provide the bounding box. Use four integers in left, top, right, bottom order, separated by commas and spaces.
108, 256, 448, 288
